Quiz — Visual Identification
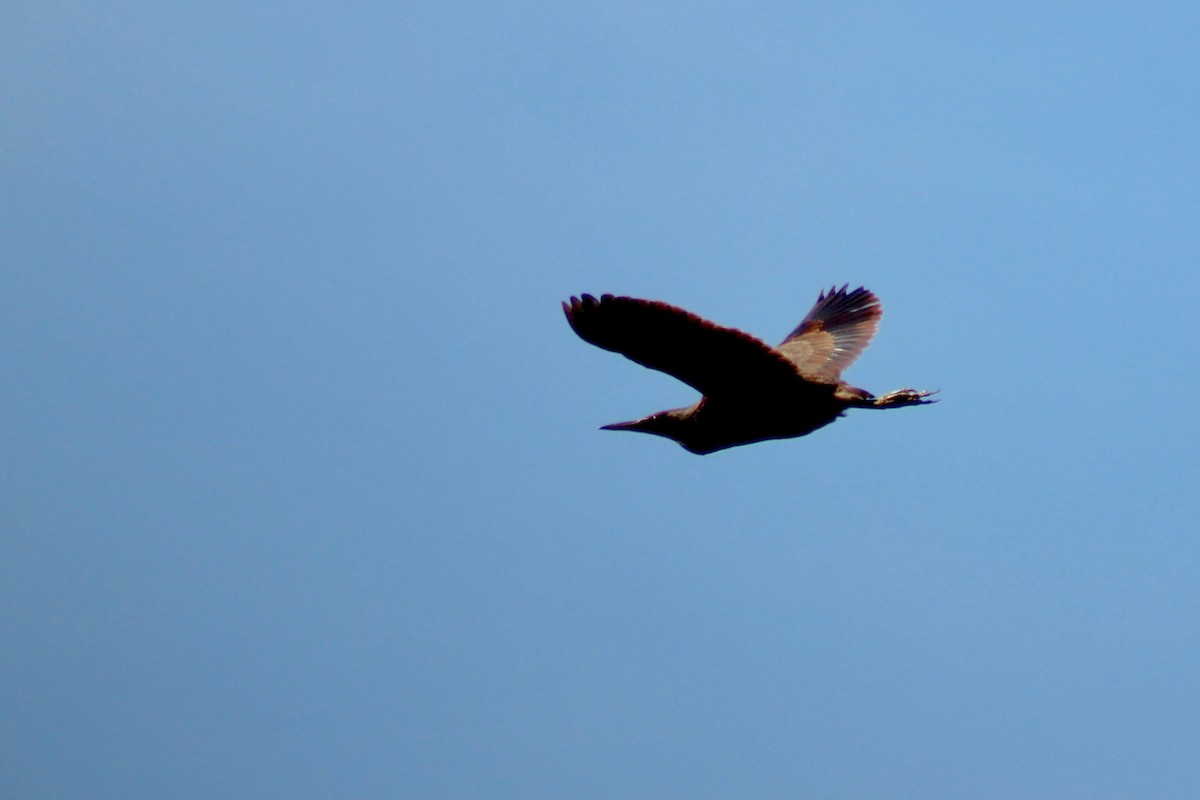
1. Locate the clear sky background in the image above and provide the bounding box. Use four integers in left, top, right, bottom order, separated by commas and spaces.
4, 2, 1200, 798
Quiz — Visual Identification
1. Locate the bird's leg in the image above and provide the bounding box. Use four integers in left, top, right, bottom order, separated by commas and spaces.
872, 389, 939, 407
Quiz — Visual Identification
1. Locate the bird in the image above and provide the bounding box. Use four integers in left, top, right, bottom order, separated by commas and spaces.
563, 285, 935, 454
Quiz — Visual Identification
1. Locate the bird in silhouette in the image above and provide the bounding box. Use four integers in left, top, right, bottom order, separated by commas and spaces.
563, 286, 935, 454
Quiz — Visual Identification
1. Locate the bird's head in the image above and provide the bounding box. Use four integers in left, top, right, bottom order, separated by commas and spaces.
600, 408, 692, 443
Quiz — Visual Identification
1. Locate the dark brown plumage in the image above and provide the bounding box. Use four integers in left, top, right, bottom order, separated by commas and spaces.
563, 286, 935, 454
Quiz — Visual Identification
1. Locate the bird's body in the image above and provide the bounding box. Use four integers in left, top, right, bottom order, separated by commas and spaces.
563, 286, 934, 454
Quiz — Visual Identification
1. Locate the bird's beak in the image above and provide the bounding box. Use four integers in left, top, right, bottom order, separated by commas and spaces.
600, 419, 643, 432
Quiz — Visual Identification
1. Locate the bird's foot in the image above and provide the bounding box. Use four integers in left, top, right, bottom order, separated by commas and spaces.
874, 389, 939, 407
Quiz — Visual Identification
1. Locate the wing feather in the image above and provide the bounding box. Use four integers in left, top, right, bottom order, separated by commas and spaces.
775, 285, 881, 381
564, 294, 802, 397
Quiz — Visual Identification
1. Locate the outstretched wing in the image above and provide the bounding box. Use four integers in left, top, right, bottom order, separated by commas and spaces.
775, 285, 881, 382
563, 294, 802, 397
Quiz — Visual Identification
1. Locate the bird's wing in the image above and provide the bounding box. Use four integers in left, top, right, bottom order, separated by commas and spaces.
564, 294, 802, 397
775, 285, 881, 382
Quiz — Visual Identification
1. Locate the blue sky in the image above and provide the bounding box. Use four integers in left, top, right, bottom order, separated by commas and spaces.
4, 2, 1200, 797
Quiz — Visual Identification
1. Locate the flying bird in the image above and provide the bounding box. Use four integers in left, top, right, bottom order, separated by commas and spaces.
563, 286, 935, 454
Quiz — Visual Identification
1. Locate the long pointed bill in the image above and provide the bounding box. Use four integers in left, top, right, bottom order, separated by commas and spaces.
600, 419, 643, 432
